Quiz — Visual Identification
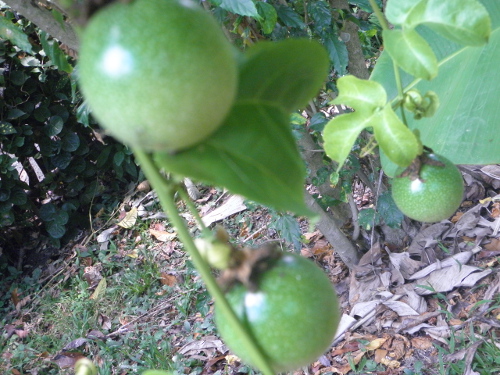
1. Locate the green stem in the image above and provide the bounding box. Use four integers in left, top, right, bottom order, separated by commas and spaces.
177, 186, 211, 237
393, 61, 408, 124
369, 0, 409, 125
133, 149, 276, 375
368, 0, 389, 31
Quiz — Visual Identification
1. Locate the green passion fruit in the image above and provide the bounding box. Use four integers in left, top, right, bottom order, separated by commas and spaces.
215, 253, 340, 373
78, 0, 238, 152
392, 153, 464, 222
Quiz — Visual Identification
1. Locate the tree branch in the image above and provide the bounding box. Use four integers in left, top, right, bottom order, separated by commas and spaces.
4, 0, 79, 51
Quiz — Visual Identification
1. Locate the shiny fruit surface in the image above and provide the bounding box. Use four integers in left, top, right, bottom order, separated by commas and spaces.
215, 253, 340, 373
78, 0, 238, 152
392, 153, 464, 222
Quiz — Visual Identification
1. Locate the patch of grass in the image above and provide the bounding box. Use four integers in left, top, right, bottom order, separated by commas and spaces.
0, 231, 218, 375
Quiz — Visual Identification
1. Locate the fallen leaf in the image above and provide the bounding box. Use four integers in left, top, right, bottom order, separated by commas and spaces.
150, 229, 177, 242
90, 278, 107, 300
366, 338, 387, 350
160, 273, 177, 286
62, 338, 88, 351
118, 207, 138, 229
52, 352, 86, 369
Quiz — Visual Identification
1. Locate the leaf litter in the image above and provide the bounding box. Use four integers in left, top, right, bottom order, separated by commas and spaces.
2, 167, 500, 374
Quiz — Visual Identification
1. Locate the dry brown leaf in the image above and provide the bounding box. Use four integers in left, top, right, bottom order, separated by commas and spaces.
52, 352, 86, 369
62, 338, 88, 351
411, 336, 433, 350
484, 238, 500, 251
150, 229, 177, 242
98, 314, 112, 330
366, 338, 387, 350
160, 273, 177, 286
11, 288, 19, 307
374, 349, 388, 363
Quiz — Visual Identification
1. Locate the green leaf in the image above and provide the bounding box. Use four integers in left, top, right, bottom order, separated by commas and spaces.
61, 132, 80, 152
155, 102, 312, 216
271, 213, 302, 251
39, 203, 57, 222
7, 108, 25, 120
276, 5, 306, 28
220, 0, 259, 18
45, 116, 64, 136
358, 208, 377, 230
385, 0, 423, 25
308, 1, 332, 30
46, 221, 66, 238
382, 28, 438, 80
10, 188, 27, 206
323, 33, 348, 76
256, 2, 277, 34
331, 75, 386, 111
323, 112, 369, 170
39, 31, 73, 73
114, 151, 125, 166
0, 17, 33, 53
372, 105, 420, 167
405, 0, 491, 46
0, 122, 16, 135
372, 0, 500, 176
238, 39, 330, 112
377, 191, 403, 228
51, 152, 72, 169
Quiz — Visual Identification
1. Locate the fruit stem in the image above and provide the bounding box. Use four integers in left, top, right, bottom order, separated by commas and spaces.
177, 186, 211, 237
133, 149, 276, 375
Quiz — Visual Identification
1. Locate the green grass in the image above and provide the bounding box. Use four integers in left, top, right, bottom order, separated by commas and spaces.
0, 233, 218, 375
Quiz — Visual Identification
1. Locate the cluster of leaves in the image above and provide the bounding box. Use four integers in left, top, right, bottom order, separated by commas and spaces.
324, 0, 493, 174
0, 8, 138, 245
210, 0, 381, 78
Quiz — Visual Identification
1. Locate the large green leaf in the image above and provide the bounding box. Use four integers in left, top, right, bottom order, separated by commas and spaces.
154, 102, 312, 216
39, 31, 73, 73
382, 28, 437, 80
238, 39, 329, 112
219, 0, 259, 17
0, 16, 32, 53
372, 0, 500, 176
405, 0, 491, 45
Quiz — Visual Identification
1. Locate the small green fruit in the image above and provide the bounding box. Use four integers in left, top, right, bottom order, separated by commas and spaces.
392, 153, 464, 222
215, 253, 340, 373
78, 0, 238, 152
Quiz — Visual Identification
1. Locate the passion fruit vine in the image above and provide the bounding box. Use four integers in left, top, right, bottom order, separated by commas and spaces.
215, 252, 340, 373
391, 152, 464, 223
78, 0, 238, 152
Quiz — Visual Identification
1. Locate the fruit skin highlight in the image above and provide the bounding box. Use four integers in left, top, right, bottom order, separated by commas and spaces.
215, 253, 340, 373
78, 0, 238, 152
392, 153, 464, 223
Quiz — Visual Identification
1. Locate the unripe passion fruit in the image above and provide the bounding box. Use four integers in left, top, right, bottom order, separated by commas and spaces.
215, 253, 340, 373
392, 153, 464, 222
78, 0, 238, 152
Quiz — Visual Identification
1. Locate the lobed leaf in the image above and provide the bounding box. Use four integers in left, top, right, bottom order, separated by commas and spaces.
331, 75, 386, 111
323, 112, 371, 171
